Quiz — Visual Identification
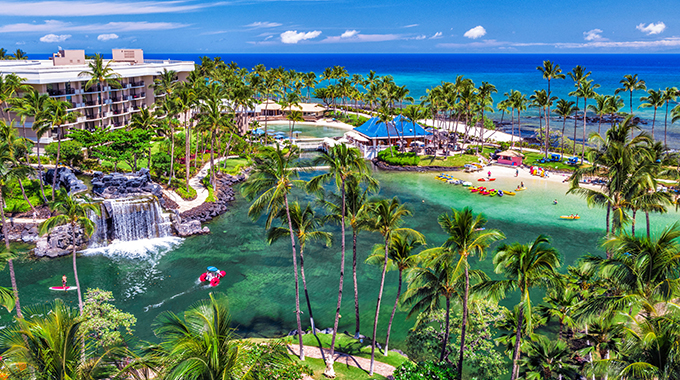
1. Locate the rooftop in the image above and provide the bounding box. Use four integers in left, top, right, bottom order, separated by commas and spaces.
354, 115, 431, 139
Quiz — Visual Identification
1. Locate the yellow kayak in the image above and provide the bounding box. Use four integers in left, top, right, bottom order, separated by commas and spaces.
560, 215, 580, 220
515, 187, 527, 191
503, 191, 516, 196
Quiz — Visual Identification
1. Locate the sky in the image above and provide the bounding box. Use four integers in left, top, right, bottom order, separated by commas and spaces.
0, 0, 679, 55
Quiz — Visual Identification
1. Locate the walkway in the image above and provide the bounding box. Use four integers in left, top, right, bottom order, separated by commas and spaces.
287, 344, 396, 379
163, 156, 233, 213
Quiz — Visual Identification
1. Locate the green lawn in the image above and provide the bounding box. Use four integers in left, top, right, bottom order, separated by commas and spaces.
282, 333, 409, 369
290, 356, 387, 380
418, 154, 479, 167
217, 157, 249, 175
520, 151, 587, 171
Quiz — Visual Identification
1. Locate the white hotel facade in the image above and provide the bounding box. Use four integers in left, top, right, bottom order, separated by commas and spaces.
0, 49, 194, 146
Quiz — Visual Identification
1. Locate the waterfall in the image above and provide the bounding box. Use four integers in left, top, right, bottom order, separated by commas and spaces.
87, 196, 180, 258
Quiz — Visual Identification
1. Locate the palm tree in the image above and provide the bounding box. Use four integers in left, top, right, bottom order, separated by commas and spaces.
589, 94, 608, 135
241, 143, 307, 360
537, 60, 566, 157
417, 208, 504, 379
129, 107, 158, 170
661, 87, 678, 147
150, 68, 177, 100
319, 175, 375, 339
568, 65, 592, 155
511, 91, 528, 150
78, 54, 120, 128
22, 89, 51, 202
11, 49, 27, 60
308, 143, 375, 375
536, 287, 579, 340
639, 88, 664, 141
402, 104, 426, 142
43, 99, 79, 200
196, 83, 228, 189
267, 202, 332, 335
0, 299, 116, 379
0, 248, 18, 312
366, 230, 425, 355
152, 293, 269, 379
286, 110, 305, 140
39, 191, 100, 312
615, 74, 647, 116
476, 81, 497, 152
576, 79, 600, 161
367, 197, 418, 376
173, 84, 197, 192
475, 235, 562, 380
519, 334, 578, 380
0, 119, 38, 216
0, 73, 29, 121
554, 99, 578, 154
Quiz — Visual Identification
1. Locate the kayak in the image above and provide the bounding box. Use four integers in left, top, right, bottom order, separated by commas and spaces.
516, 187, 527, 191
560, 215, 580, 220
503, 191, 516, 196
50, 286, 78, 291
199, 267, 227, 287
461, 181, 472, 187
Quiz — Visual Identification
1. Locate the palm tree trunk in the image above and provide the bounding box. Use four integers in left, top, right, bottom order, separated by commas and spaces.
35, 140, 48, 203
441, 296, 451, 362
283, 195, 304, 361
510, 109, 515, 148
17, 180, 37, 216
582, 99, 588, 162
71, 221, 84, 313
383, 269, 402, 355
631, 209, 636, 237
168, 126, 175, 186
517, 111, 522, 152
0, 192, 22, 318
561, 117, 567, 154
651, 108, 657, 141
299, 245, 316, 335
353, 228, 360, 338
598, 115, 602, 135
456, 264, 470, 379
573, 99, 579, 155
210, 128, 216, 190
510, 306, 524, 380
51, 131, 62, 200
664, 101, 669, 148
327, 178, 347, 376
185, 111, 191, 192
369, 232, 390, 376
645, 211, 651, 239
606, 201, 611, 258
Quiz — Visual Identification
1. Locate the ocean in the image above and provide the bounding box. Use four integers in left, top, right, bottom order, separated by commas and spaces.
147, 53, 680, 147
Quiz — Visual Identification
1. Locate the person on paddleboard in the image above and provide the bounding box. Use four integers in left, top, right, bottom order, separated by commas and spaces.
62, 275, 67, 289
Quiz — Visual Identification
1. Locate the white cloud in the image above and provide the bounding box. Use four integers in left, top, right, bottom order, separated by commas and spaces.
97, 33, 119, 41
245, 21, 282, 29
280, 30, 321, 44
0, 20, 188, 33
463, 25, 486, 39
636, 22, 666, 35
583, 28, 604, 41
15, 41, 25, 45
403, 24, 419, 28
0, 1, 219, 16
408, 35, 426, 40
430, 32, 443, 39
321, 33, 401, 43
264, 35, 273, 41
39, 33, 71, 43
340, 30, 359, 38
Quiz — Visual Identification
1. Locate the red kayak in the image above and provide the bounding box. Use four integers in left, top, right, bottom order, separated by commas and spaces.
50, 286, 78, 291
199, 267, 226, 287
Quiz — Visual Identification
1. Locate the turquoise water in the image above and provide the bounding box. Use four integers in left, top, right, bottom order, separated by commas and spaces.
3, 168, 678, 349
264, 123, 347, 139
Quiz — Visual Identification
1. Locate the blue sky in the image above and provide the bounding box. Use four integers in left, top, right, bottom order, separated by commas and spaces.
1, 0, 679, 54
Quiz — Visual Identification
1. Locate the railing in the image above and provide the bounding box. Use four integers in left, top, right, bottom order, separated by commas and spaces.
131, 92, 145, 99
130, 81, 145, 87
85, 100, 97, 106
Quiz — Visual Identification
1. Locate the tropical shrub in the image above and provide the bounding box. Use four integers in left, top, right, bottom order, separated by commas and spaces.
45, 140, 84, 167
378, 147, 420, 166
393, 361, 457, 380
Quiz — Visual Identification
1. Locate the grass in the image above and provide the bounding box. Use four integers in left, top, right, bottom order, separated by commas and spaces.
217, 157, 249, 175
2, 179, 51, 214
282, 333, 410, 369
521, 151, 587, 172
290, 356, 387, 380
418, 154, 479, 167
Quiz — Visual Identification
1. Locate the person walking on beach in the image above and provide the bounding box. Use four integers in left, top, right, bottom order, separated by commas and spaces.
488, 170, 491, 178
515, 168, 519, 177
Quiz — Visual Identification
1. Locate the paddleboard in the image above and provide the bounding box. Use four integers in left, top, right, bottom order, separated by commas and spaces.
50, 286, 78, 291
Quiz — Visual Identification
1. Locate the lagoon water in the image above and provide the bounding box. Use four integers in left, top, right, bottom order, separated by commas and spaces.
5, 167, 678, 349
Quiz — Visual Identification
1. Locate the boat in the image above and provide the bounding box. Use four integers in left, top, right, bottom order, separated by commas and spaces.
461, 181, 472, 187
478, 178, 487, 182
515, 186, 527, 191
503, 190, 516, 196
470, 186, 483, 193
447, 178, 463, 185
497, 190, 504, 197
488, 178, 496, 181
560, 215, 581, 220
199, 266, 227, 287
50, 286, 78, 291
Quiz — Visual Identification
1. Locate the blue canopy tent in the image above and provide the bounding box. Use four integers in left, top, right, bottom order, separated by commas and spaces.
352, 115, 431, 143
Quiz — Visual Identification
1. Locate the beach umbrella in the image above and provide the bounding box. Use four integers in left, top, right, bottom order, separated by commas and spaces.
292, 130, 302, 134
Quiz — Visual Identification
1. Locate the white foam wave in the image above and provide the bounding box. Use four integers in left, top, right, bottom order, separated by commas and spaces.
83, 237, 183, 259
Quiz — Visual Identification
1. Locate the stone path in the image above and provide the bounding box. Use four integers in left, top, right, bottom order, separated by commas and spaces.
163, 156, 235, 213
287, 344, 396, 379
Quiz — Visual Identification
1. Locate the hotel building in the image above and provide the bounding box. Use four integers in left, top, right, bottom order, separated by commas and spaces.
0, 49, 194, 146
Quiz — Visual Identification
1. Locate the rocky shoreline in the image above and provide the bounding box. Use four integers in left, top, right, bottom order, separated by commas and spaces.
372, 159, 465, 172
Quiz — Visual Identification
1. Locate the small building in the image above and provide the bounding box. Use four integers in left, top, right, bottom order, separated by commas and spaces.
497, 150, 524, 166
348, 115, 431, 159
258, 100, 326, 120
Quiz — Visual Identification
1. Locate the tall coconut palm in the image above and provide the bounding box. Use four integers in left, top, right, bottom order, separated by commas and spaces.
173, 84, 197, 192
511, 91, 528, 150
519, 334, 579, 380
22, 89, 51, 202
537, 60, 566, 157
639, 89, 664, 141
307, 143, 375, 376
43, 99, 79, 200
417, 207, 504, 379
241, 143, 307, 360
615, 74, 647, 116
554, 99, 578, 154
150, 68, 177, 100
0, 119, 38, 216
576, 80, 600, 162
475, 235, 562, 380
196, 83, 227, 189
78, 54, 121, 129
319, 174, 376, 339
402, 104, 427, 142
366, 230, 425, 356
129, 107, 158, 170
267, 202, 332, 335
0, 146, 24, 317
476, 81, 497, 152
39, 190, 100, 312
661, 87, 678, 147
568, 66, 592, 155
367, 197, 418, 376
589, 94, 609, 136
152, 293, 268, 379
